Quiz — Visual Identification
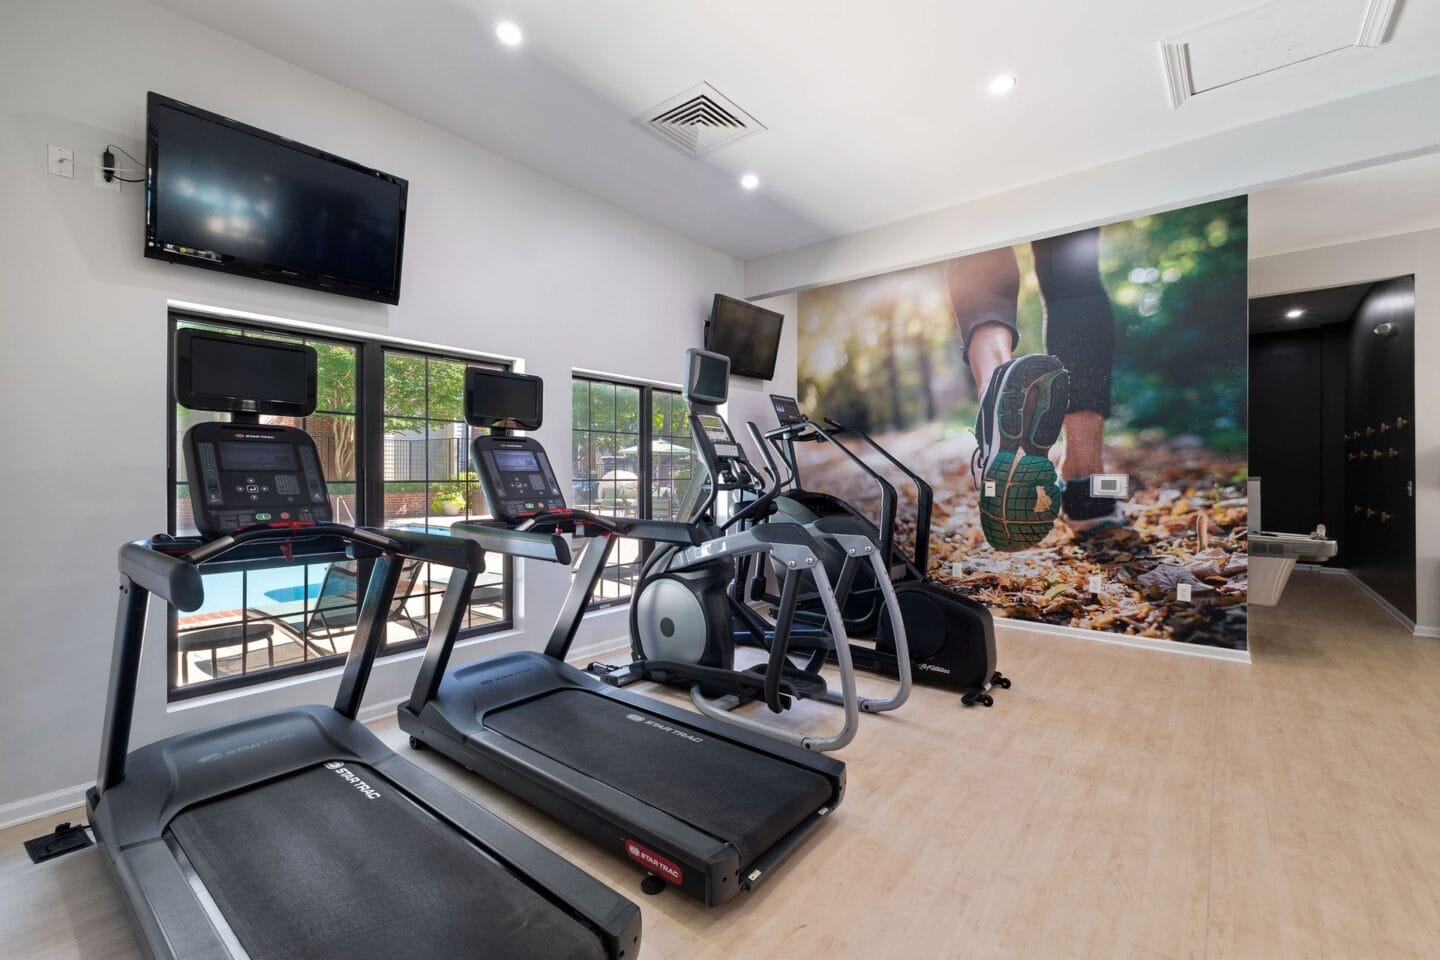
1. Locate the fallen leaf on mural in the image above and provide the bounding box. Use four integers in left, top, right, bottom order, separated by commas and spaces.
797, 425, 1248, 649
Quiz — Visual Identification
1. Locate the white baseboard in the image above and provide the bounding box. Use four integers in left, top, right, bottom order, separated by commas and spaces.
0, 780, 92, 832
565, 633, 629, 664
994, 617, 1252, 663
1292, 566, 1439, 638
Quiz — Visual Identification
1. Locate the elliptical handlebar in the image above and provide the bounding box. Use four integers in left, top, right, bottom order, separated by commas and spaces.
749, 420, 797, 494
819, 415, 934, 573
779, 417, 901, 568
720, 424, 787, 531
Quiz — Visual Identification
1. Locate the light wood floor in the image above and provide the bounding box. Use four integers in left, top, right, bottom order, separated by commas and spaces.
6, 569, 1440, 959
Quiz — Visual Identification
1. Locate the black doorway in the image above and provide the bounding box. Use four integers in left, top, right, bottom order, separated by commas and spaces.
1249, 277, 1416, 620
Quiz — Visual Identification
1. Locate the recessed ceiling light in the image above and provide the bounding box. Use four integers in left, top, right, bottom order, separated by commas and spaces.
495, 21, 523, 47
1286, 308, 1305, 319
739, 173, 760, 190
988, 74, 1017, 96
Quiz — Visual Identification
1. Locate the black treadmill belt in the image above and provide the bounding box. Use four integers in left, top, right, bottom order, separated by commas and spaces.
484, 689, 833, 866
167, 764, 605, 960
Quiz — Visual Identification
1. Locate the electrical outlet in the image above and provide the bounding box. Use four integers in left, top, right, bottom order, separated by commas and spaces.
92, 154, 120, 193
1088, 574, 1103, 594
47, 144, 74, 178
1177, 583, 1192, 603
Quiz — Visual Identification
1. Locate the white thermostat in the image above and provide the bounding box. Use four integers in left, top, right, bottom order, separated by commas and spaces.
1090, 474, 1129, 498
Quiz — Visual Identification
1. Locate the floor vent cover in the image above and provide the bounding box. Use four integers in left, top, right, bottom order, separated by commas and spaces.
640, 82, 764, 156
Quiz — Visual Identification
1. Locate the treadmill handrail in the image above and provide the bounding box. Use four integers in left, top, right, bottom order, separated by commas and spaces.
99, 525, 475, 794
451, 521, 572, 565
182, 522, 487, 572
183, 522, 402, 566
517, 508, 703, 546
119, 542, 205, 611
381, 527, 489, 571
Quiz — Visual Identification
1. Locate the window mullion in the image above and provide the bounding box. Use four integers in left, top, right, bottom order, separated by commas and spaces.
639, 387, 653, 521
359, 344, 385, 529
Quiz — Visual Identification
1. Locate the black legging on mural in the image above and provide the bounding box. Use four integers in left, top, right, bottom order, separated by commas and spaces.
945, 227, 1115, 416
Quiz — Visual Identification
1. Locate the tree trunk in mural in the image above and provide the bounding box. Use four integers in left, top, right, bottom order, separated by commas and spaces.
881, 306, 903, 429
913, 325, 937, 423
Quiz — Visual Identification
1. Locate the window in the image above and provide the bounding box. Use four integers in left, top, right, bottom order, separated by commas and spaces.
167, 315, 512, 699
379, 349, 508, 642
571, 376, 696, 607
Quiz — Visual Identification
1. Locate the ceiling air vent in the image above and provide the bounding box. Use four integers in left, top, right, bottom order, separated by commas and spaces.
640, 83, 764, 156
1160, 0, 1401, 108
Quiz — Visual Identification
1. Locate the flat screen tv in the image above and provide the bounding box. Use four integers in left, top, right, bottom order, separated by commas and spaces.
465, 368, 544, 431
705, 294, 783, 380
174, 328, 316, 416
145, 93, 408, 304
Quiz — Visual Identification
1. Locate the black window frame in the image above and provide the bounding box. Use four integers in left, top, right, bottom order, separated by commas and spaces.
166, 311, 514, 701
571, 374, 691, 610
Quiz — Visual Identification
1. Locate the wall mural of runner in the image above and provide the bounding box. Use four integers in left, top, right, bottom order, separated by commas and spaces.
796, 196, 1249, 650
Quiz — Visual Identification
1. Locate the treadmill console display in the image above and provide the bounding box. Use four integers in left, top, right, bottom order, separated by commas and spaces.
471, 435, 565, 522
769, 395, 804, 427
695, 413, 740, 461
183, 421, 331, 536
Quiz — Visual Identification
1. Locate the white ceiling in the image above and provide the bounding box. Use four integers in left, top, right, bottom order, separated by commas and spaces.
1250, 151, 1440, 258
152, 0, 1440, 261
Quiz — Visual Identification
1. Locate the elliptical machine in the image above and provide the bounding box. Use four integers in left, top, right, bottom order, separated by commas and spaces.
594, 349, 910, 752
756, 395, 1008, 707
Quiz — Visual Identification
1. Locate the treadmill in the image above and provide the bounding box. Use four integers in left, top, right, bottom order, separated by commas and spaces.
88, 330, 640, 960
398, 367, 845, 906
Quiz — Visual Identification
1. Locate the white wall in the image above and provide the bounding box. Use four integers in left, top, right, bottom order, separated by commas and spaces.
743, 74, 1440, 298
0, 0, 742, 817
1250, 228, 1440, 633
723, 293, 799, 462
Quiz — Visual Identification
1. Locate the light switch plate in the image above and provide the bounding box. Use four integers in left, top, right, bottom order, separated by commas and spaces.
1177, 583, 1192, 602
1088, 575, 1103, 593
1090, 474, 1129, 498
984, 480, 996, 497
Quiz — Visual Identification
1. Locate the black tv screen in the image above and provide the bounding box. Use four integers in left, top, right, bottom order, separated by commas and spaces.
683, 349, 729, 405
705, 294, 783, 380
465, 368, 543, 431
145, 93, 407, 304
174, 329, 317, 416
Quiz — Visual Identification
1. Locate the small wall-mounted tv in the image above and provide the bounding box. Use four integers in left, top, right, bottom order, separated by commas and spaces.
704, 294, 783, 380
145, 93, 408, 304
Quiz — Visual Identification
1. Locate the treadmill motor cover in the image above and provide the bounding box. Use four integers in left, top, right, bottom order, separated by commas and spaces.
167, 763, 607, 960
